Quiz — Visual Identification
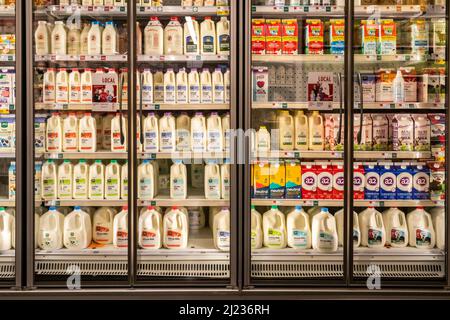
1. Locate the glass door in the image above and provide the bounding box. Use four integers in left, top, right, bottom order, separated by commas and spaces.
134, 0, 235, 285
0, 0, 16, 286
31, 0, 130, 286
246, 0, 347, 285
351, 0, 448, 285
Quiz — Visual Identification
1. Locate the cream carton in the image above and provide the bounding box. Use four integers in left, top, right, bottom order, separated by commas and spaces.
285, 160, 301, 199
360, 20, 378, 55
254, 162, 270, 199
412, 115, 431, 152
432, 19, 446, 59
329, 19, 345, 55
392, 115, 414, 151
429, 113, 445, 162
400, 67, 417, 102
251, 19, 266, 55
282, 19, 298, 55
266, 19, 282, 55
376, 69, 395, 102
0, 115, 15, 152
354, 73, 376, 103
354, 114, 373, 151
378, 19, 397, 55
410, 19, 429, 55
372, 114, 389, 151
418, 68, 444, 103
304, 19, 324, 55
252, 66, 269, 103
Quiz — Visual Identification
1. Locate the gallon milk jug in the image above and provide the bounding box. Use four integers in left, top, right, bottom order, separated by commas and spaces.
312, 208, 338, 252
222, 113, 231, 152
46, 112, 63, 152
191, 164, 204, 189
102, 113, 114, 150
309, 111, 324, 151
159, 112, 176, 152
163, 206, 189, 249
105, 160, 120, 199
294, 111, 309, 151
88, 21, 102, 55
170, 161, 187, 199
256, 126, 271, 152
207, 112, 223, 152
63, 112, 78, 152
144, 17, 164, 55
111, 113, 127, 152
94, 113, 103, 151
64, 207, 92, 250
287, 206, 311, 250
164, 17, 183, 55
277, 110, 294, 151
221, 162, 230, 200
113, 206, 128, 248
191, 112, 206, 152
176, 68, 189, 104
42, 160, 58, 200
188, 68, 201, 103
35, 211, 40, 249
200, 68, 212, 103
139, 206, 162, 249
38, 207, 64, 250
0, 208, 13, 251
138, 160, 155, 200
89, 160, 105, 200
35, 21, 50, 55
81, 68, 93, 103
73, 160, 89, 199
153, 70, 164, 103
56, 68, 69, 103
263, 206, 287, 249
67, 23, 81, 56
164, 68, 176, 103
69, 69, 81, 103
383, 207, 408, 248
184, 17, 200, 55
407, 207, 436, 249
204, 162, 221, 199
102, 21, 117, 55
335, 209, 361, 247
121, 161, 128, 199
216, 17, 230, 55
359, 207, 386, 248
200, 17, 216, 55
143, 112, 159, 152
430, 207, 445, 250
213, 207, 231, 251
224, 68, 231, 103
187, 207, 205, 230
251, 206, 263, 249
80, 23, 91, 55
58, 160, 73, 200
93, 207, 115, 244
78, 113, 97, 152
141, 69, 154, 104
212, 68, 225, 104
51, 21, 67, 55
176, 113, 191, 152
43, 68, 56, 103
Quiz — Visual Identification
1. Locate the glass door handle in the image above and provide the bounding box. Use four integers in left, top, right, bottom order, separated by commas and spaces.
357, 72, 363, 145
139, 72, 144, 146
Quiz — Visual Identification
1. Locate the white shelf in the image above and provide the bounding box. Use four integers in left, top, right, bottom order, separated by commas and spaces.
137, 5, 230, 16
142, 103, 230, 111
35, 54, 127, 62
252, 54, 432, 64
42, 152, 128, 160
43, 199, 126, 207
0, 198, 15, 207
251, 199, 442, 207
35, 102, 122, 112
354, 151, 432, 160
252, 102, 341, 110
138, 54, 229, 62
252, 151, 344, 160
0, 55, 14, 62
358, 102, 446, 110
139, 192, 229, 207
139, 151, 230, 160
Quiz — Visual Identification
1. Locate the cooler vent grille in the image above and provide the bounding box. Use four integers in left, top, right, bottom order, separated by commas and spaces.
0, 263, 15, 279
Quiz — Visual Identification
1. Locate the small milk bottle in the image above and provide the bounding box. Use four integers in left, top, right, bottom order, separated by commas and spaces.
212, 68, 225, 104
277, 110, 294, 151
102, 21, 117, 55
224, 68, 230, 104
87, 21, 102, 55
113, 206, 128, 249
213, 208, 231, 251
46, 113, 63, 152
41, 160, 58, 200
191, 112, 206, 152
141, 69, 154, 104
43, 68, 56, 103
51, 21, 67, 55
200, 68, 212, 104
176, 68, 189, 104
163, 207, 189, 249
93, 207, 115, 245
88, 160, 105, 200
58, 160, 73, 200
105, 160, 121, 200
287, 206, 311, 249
164, 68, 177, 104
81, 68, 93, 103
217, 17, 230, 55
67, 23, 81, 56
35, 21, 50, 55
73, 160, 89, 199
164, 17, 183, 55
256, 126, 271, 153
56, 69, 69, 103
200, 17, 216, 55
263, 205, 287, 249
176, 113, 191, 152
159, 112, 176, 152
251, 206, 263, 249
188, 68, 201, 103
170, 161, 187, 199
184, 17, 200, 55
143, 112, 159, 152
207, 112, 223, 152
102, 114, 114, 150
69, 69, 81, 104
38, 207, 64, 250
63, 112, 78, 152
78, 113, 97, 152
294, 111, 309, 151
222, 113, 231, 152
144, 17, 164, 56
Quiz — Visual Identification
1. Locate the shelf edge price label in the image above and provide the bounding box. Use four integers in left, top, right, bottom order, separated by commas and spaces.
326, 6, 331, 12
281, 102, 288, 109
251, 6, 256, 12
303, 6, 309, 12
392, 152, 397, 159
151, 201, 156, 206
313, 201, 318, 206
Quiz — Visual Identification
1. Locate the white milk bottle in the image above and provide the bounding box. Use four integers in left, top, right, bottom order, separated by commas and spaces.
213, 207, 230, 251
121, 161, 128, 200
51, 21, 67, 55
64, 206, 92, 250
256, 126, 271, 152
294, 111, 309, 151
200, 68, 212, 103
251, 206, 263, 249
88, 21, 102, 55
184, 17, 200, 55
287, 206, 311, 250
224, 68, 231, 104
102, 113, 114, 150
81, 68, 93, 103
383, 207, 408, 248
38, 207, 64, 250
94, 113, 103, 151
308, 111, 325, 151
188, 68, 201, 103
159, 112, 176, 152
311, 208, 338, 252
200, 17, 216, 55
0, 208, 13, 251
335, 209, 360, 247
216, 17, 230, 55
105, 160, 120, 200
163, 206, 189, 249
93, 207, 115, 244
88, 160, 105, 200
57, 160, 73, 200
222, 113, 231, 152
43, 68, 56, 103
73, 160, 89, 199
176, 113, 191, 152
139, 206, 162, 249
113, 206, 128, 248
111, 113, 127, 152
191, 112, 206, 152
221, 162, 230, 199
67, 23, 81, 55
56, 68, 69, 103
63, 112, 78, 152
35, 21, 50, 55
153, 70, 164, 103
141, 69, 154, 104
102, 21, 117, 55
46, 113, 63, 152
164, 17, 183, 55
430, 207, 445, 250
407, 207, 436, 249
207, 112, 223, 152
205, 162, 221, 199
176, 68, 189, 104
187, 207, 205, 230
138, 160, 155, 200
69, 69, 81, 103
212, 68, 225, 104
78, 113, 97, 152
263, 205, 287, 249
144, 17, 164, 55
80, 23, 91, 55
143, 112, 159, 152
359, 207, 386, 248
277, 110, 294, 151
170, 161, 187, 199
164, 68, 176, 104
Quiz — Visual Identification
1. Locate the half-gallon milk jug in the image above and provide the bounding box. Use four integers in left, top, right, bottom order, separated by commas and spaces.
294, 111, 309, 151
35, 21, 50, 55
105, 160, 120, 199
263, 206, 287, 249
88, 160, 105, 200
67, 23, 81, 55
143, 112, 159, 152
277, 110, 294, 151
311, 208, 338, 252
121, 161, 128, 199
205, 162, 221, 199
170, 160, 187, 199
93, 207, 115, 244
187, 207, 205, 230
200, 68, 212, 103
184, 17, 200, 55
222, 113, 231, 152
63, 112, 78, 152
58, 160, 73, 200
407, 207, 436, 249
287, 206, 311, 249
221, 163, 230, 200
64, 206, 92, 250
38, 207, 64, 250
73, 160, 88, 199
163, 206, 189, 249
95, 113, 103, 150
139, 206, 162, 249
164, 17, 183, 55
144, 17, 164, 55
87, 21, 102, 55
80, 23, 91, 55
69, 69, 81, 103
309, 111, 325, 151
42, 160, 58, 200
383, 207, 408, 248
141, 69, 154, 104
176, 113, 191, 152
164, 68, 176, 103
191, 112, 206, 152
51, 21, 67, 55
213, 207, 230, 251
359, 207, 386, 248
200, 17, 216, 55
191, 164, 204, 189
78, 113, 97, 152
81, 68, 93, 103
207, 112, 223, 152
212, 68, 225, 104
256, 126, 271, 152
217, 17, 230, 55
56, 68, 69, 103
35, 210, 40, 249
111, 113, 127, 152
102, 21, 117, 55
335, 209, 361, 247
43, 68, 56, 103
176, 68, 189, 104
251, 206, 263, 249
113, 206, 128, 248
138, 160, 155, 200
154, 70, 164, 103
189, 68, 201, 103
0, 208, 13, 251
430, 207, 445, 250
102, 113, 114, 150
224, 68, 231, 103
159, 112, 176, 152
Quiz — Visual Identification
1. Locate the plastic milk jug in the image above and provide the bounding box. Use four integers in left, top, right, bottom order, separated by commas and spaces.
56, 69, 69, 103
102, 21, 117, 55
42, 160, 58, 200
176, 113, 191, 152
335, 209, 361, 247
43, 68, 56, 103
67, 23, 81, 55
141, 69, 154, 104
430, 207, 445, 250
213, 207, 231, 251
188, 68, 201, 103
164, 17, 183, 55
80, 23, 91, 55
309, 111, 325, 151
143, 112, 159, 152
87, 21, 102, 55
200, 68, 213, 103
407, 207, 436, 249
139, 206, 162, 249
111, 113, 127, 152
163, 207, 189, 249
153, 70, 164, 103
224, 68, 231, 103
170, 161, 187, 199
164, 68, 176, 104
159, 112, 176, 152
251, 206, 263, 249
35, 21, 50, 55
184, 17, 200, 55
287, 206, 311, 249
222, 113, 231, 152
207, 112, 223, 152
212, 68, 225, 104
121, 162, 128, 200
88, 160, 105, 200
81, 68, 93, 103
0, 208, 13, 251
176, 68, 189, 104
200, 17, 216, 55
294, 111, 309, 151
221, 163, 230, 200
69, 69, 81, 103
256, 126, 271, 152
382, 208, 408, 248
191, 112, 207, 152
73, 160, 88, 199
204, 162, 221, 199
51, 21, 67, 55
63, 113, 78, 152
78, 113, 97, 152
312, 208, 338, 252
105, 160, 120, 199
277, 110, 294, 151
57, 160, 73, 200
359, 207, 386, 248
263, 205, 287, 249
93, 207, 115, 244
144, 17, 164, 55
138, 160, 155, 200
187, 207, 205, 230
101, 114, 113, 150
113, 206, 128, 248
64, 207, 92, 250
217, 17, 230, 55
38, 207, 64, 250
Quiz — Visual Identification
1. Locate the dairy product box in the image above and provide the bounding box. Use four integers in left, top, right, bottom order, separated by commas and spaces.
412, 115, 430, 151
266, 19, 282, 55
353, 162, 365, 200
354, 73, 376, 103
360, 20, 378, 55
377, 19, 396, 55
379, 161, 396, 200
304, 19, 324, 55
0, 34, 15, 55
386, 114, 395, 150
376, 69, 395, 102
252, 19, 266, 55
411, 162, 430, 200
301, 162, 317, 199
364, 163, 380, 200
35, 115, 46, 153
254, 162, 270, 199
418, 68, 445, 103
332, 161, 344, 200
316, 161, 333, 199
410, 19, 429, 55
329, 19, 345, 55
0, 69, 14, 105
400, 67, 417, 102
285, 160, 301, 199
324, 114, 344, 152
429, 161, 445, 201
252, 66, 269, 103
307, 72, 334, 102
372, 114, 389, 151
395, 162, 413, 200
432, 19, 446, 60
0, 115, 15, 152
269, 161, 286, 199
354, 114, 373, 151
92, 69, 118, 103
282, 19, 298, 55
392, 115, 414, 151
429, 113, 445, 162
8, 161, 15, 200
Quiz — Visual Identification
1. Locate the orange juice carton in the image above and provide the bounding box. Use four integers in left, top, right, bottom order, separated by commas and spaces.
252, 19, 266, 55
266, 19, 282, 55
282, 19, 298, 55
360, 20, 378, 55
304, 19, 324, 55
378, 19, 397, 55
329, 19, 345, 54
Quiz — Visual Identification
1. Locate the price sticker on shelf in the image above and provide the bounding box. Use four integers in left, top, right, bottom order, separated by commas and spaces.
303, 6, 309, 12
192, 6, 198, 13
377, 55, 382, 61
405, 55, 411, 62
139, 6, 145, 12
294, 152, 300, 159
154, 104, 160, 110
251, 6, 256, 12
391, 153, 397, 159
389, 103, 396, 109
281, 103, 288, 109
151, 154, 157, 160
283, 6, 289, 12
313, 201, 319, 206
7, 55, 13, 61
379, 201, 385, 207
151, 201, 156, 206
326, 6, 331, 12
120, 6, 125, 12
217, 7, 230, 16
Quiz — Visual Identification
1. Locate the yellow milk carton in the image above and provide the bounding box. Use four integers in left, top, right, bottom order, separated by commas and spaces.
254, 162, 270, 199
269, 161, 286, 199
285, 160, 302, 199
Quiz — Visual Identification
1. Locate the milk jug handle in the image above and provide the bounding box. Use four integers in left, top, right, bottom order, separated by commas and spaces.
119, 73, 125, 145
337, 72, 343, 144
356, 72, 363, 145
426, 214, 433, 229
139, 72, 144, 145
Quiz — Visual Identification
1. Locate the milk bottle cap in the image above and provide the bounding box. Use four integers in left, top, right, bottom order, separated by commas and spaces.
215, 67, 222, 72
147, 206, 155, 210
120, 67, 128, 72
295, 206, 302, 211
211, 112, 219, 116
251, 205, 256, 210
191, 68, 198, 72
74, 206, 81, 210
111, 160, 118, 164
85, 112, 91, 116
170, 17, 180, 22
59, 68, 67, 72
96, 68, 104, 73
63, 160, 70, 164
122, 206, 128, 211
148, 112, 155, 116
79, 159, 86, 164
202, 68, 210, 72
271, 205, 278, 210
95, 160, 102, 164
92, 21, 100, 26
106, 21, 114, 26
205, 16, 212, 20
150, 17, 160, 22
321, 208, 329, 213
143, 160, 150, 164
195, 112, 203, 116
171, 206, 178, 210
167, 68, 174, 72
49, 206, 57, 211
0, 207, 5, 212
164, 112, 172, 116
71, 68, 78, 72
